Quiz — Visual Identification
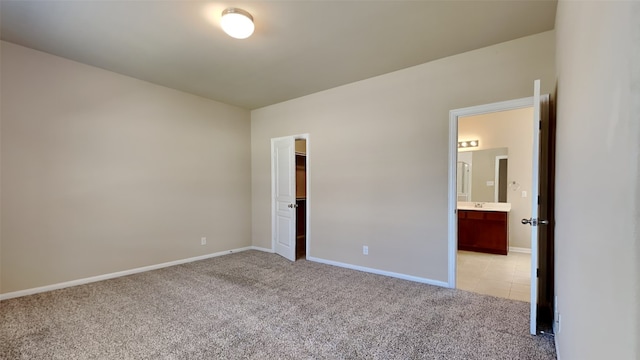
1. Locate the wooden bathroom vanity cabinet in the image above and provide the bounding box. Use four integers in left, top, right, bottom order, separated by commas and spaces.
458, 209, 509, 255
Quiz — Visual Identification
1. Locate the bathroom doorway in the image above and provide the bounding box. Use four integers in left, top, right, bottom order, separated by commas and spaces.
448, 88, 555, 334
447, 89, 555, 334
455, 106, 534, 302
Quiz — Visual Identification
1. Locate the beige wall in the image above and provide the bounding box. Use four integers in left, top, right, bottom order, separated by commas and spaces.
251, 31, 555, 282
555, 1, 639, 359
459, 107, 534, 249
0, 41, 252, 294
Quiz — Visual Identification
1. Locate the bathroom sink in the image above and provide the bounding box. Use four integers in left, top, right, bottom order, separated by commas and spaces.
457, 201, 511, 212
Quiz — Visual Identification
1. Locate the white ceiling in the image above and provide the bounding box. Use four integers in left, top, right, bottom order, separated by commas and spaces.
0, 1, 557, 110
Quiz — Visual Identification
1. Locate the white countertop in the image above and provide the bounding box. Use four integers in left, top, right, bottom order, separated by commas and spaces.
457, 202, 511, 212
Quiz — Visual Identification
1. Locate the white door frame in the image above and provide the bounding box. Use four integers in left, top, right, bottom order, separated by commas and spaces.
447, 96, 534, 287
271, 133, 310, 259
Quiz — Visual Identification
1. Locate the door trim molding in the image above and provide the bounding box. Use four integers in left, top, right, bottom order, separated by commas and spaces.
448, 97, 535, 288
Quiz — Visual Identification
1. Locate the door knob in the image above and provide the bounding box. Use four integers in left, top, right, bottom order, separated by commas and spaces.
521, 218, 549, 226
287, 203, 299, 208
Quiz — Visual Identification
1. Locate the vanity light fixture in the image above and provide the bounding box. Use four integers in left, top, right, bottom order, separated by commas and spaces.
221, 8, 254, 39
458, 140, 479, 149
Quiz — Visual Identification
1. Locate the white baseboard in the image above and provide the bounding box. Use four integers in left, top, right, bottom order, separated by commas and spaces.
307, 256, 449, 288
509, 246, 532, 254
0, 246, 252, 301
250, 246, 274, 253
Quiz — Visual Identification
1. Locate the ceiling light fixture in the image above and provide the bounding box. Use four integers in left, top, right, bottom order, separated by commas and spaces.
458, 140, 479, 149
221, 8, 254, 39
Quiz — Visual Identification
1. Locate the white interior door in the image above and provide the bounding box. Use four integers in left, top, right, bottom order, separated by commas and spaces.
272, 136, 296, 261
525, 79, 542, 335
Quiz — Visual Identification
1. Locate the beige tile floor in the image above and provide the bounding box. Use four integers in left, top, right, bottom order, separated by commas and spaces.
457, 250, 531, 302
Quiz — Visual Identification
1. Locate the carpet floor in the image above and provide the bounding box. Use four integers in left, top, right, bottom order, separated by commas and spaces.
0, 250, 556, 359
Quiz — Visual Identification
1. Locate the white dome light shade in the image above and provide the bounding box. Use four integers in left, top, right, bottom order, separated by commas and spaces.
221, 8, 254, 39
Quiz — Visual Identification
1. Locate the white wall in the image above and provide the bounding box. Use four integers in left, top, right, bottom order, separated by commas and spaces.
251, 31, 555, 283
459, 107, 534, 249
0, 41, 252, 294
555, 1, 639, 359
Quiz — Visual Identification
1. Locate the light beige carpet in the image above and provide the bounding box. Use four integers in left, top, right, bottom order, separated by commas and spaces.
0, 250, 556, 359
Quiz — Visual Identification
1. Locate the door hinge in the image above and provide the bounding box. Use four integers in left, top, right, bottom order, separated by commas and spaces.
538, 195, 541, 205
536, 268, 540, 278
539, 121, 542, 130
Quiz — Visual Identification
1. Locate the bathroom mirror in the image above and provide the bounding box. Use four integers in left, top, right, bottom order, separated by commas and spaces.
457, 147, 509, 203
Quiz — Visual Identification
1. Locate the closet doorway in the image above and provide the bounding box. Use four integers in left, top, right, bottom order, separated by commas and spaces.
271, 134, 309, 261
294, 139, 307, 259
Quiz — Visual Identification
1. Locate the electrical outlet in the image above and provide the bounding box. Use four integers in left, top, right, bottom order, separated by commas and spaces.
201, 237, 207, 245
363, 246, 368, 255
